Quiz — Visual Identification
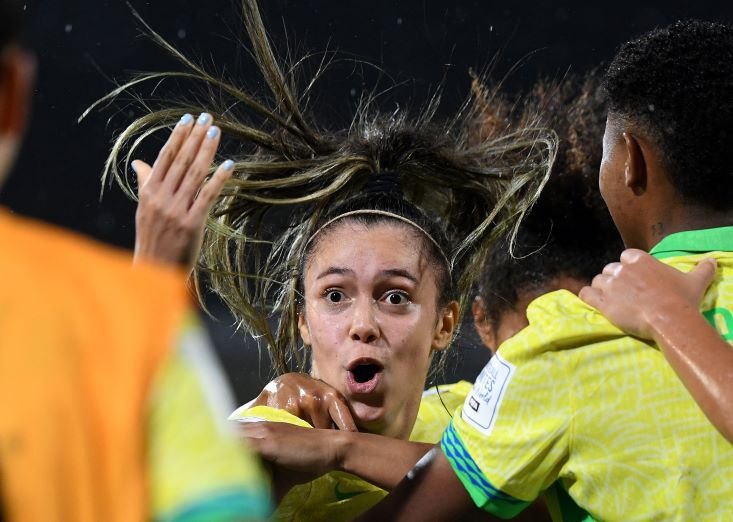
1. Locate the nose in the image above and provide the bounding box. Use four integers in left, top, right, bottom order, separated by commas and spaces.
349, 298, 379, 343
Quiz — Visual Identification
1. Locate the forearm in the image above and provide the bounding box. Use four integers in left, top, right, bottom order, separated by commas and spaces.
337, 432, 434, 490
356, 448, 487, 521
647, 302, 733, 441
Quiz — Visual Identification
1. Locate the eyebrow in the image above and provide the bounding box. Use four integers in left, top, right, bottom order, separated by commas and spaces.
315, 266, 419, 284
381, 268, 419, 284
315, 267, 354, 280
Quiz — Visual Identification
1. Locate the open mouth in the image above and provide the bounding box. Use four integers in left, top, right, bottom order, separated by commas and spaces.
346, 359, 384, 394
351, 363, 381, 383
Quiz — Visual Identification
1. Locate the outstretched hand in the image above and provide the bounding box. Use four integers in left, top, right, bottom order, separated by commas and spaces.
133, 112, 234, 271
252, 373, 357, 431
579, 248, 717, 339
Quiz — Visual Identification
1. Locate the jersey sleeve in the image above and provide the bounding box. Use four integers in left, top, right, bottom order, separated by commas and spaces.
441, 321, 575, 518
147, 313, 272, 522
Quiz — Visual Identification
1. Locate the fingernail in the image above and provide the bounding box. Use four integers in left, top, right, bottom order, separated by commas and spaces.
222, 159, 234, 170
207, 126, 220, 139
197, 112, 211, 125
130, 162, 138, 174
179, 113, 193, 125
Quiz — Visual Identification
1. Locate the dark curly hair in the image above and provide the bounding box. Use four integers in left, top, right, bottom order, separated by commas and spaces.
473, 72, 623, 329
604, 19, 733, 212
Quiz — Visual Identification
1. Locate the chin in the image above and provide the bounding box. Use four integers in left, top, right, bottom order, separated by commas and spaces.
350, 401, 389, 433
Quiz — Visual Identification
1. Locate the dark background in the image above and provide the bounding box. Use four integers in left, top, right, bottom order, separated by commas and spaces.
6, 1, 733, 402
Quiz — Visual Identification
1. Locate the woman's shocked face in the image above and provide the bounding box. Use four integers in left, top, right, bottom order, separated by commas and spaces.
298, 220, 457, 439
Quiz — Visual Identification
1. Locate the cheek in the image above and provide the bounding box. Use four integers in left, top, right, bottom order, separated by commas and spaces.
304, 308, 346, 374
385, 309, 436, 374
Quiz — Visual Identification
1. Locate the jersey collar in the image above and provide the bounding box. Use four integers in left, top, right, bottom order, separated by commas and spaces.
650, 226, 733, 259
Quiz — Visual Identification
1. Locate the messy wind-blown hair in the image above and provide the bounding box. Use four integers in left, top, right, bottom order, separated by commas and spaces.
471, 71, 623, 330
92, 0, 556, 375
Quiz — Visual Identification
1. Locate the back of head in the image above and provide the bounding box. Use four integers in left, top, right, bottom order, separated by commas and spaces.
474, 73, 623, 328
604, 19, 733, 212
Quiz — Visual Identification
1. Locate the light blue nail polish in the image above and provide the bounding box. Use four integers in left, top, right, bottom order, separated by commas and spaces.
179, 113, 193, 125
223, 159, 234, 170
197, 112, 211, 125
207, 126, 220, 139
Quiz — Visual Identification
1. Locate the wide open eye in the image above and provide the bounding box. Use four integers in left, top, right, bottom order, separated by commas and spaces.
325, 289, 346, 303
383, 290, 410, 306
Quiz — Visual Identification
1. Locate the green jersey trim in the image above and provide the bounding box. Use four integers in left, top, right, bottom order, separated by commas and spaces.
441, 421, 529, 519
543, 481, 596, 522
157, 487, 272, 522
650, 226, 733, 259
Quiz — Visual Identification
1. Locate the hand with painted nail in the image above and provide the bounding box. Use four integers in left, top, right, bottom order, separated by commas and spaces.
132, 112, 234, 271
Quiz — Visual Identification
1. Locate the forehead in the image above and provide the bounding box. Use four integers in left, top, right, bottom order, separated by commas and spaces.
304, 220, 429, 277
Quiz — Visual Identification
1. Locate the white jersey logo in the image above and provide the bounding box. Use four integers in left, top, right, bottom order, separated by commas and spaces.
462, 353, 515, 435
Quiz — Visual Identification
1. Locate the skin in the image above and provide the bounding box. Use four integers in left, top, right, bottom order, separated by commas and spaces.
244, 276, 585, 522
599, 114, 733, 250
245, 221, 459, 499
580, 248, 733, 443
0, 46, 35, 188
298, 221, 457, 440
131, 113, 233, 271
355, 111, 733, 520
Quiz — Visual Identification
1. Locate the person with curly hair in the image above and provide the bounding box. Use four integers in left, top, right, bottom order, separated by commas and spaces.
360, 19, 733, 522
242, 71, 623, 522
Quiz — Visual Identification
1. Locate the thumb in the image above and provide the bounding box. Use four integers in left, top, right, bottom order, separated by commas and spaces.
131, 160, 153, 192
689, 257, 717, 297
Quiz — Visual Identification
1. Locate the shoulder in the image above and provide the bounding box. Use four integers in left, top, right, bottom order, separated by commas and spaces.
0, 210, 188, 312
499, 289, 626, 363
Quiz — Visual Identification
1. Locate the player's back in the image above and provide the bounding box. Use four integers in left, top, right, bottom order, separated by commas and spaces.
0, 210, 189, 521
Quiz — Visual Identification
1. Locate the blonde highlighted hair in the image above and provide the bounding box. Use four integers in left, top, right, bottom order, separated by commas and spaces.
93, 0, 557, 376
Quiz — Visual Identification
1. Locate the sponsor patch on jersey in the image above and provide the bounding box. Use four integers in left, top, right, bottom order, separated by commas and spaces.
462, 353, 515, 435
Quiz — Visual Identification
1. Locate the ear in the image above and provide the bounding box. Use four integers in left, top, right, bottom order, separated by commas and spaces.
431, 300, 459, 352
471, 296, 497, 353
297, 311, 312, 347
623, 132, 647, 196
0, 48, 35, 139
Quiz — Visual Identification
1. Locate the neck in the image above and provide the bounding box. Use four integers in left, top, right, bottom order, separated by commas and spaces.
642, 205, 733, 250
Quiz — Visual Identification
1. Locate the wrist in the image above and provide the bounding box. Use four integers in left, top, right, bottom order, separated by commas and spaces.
644, 298, 701, 342
332, 429, 354, 473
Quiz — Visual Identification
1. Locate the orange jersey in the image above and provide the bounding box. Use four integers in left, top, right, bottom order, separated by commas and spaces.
0, 209, 189, 521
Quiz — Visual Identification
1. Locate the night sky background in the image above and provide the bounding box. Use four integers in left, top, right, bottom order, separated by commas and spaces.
6, 1, 733, 400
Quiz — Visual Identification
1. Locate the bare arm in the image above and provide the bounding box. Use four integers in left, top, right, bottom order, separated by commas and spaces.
580, 248, 733, 442
242, 421, 433, 491
355, 448, 490, 522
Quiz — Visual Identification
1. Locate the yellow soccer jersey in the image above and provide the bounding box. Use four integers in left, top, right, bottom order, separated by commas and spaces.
442, 226, 733, 521
149, 316, 272, 522
230, 381, 470, 521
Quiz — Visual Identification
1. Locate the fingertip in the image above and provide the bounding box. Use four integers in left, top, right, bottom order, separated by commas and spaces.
178, 113, 194, 126
620, 248, 645, 263
579, 285, 601, 307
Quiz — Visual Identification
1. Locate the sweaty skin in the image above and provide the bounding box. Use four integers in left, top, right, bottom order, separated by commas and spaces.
580, 248, 733, 443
